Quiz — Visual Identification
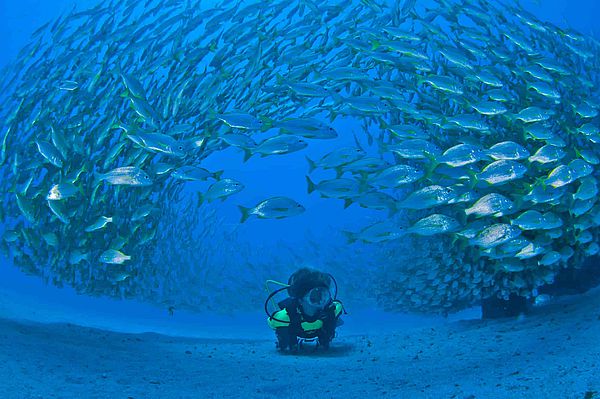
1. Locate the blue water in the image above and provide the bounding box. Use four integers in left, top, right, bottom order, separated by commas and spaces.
0, 0, 599, 397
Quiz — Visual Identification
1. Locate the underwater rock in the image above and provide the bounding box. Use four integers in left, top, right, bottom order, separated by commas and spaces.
538, 255, 600, 297
481, 294, 528, 319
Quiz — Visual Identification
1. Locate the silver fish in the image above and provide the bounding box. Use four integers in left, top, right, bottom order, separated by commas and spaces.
95, 166, 153, 186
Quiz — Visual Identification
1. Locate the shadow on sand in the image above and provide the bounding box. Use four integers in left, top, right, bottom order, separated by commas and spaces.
273, 341, 355, 357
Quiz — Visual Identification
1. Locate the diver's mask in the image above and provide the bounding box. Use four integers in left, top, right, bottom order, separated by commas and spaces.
299, 286, 332, 317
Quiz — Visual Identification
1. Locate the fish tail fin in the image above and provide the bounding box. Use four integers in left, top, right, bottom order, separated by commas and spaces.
115, 64, 124, 80
196, 136, 209, 156
112, 119, 129, 132
458, 210, 468, 226
275, 73, 285, 86
259, 116, 273, 131
504, 113, 516, 129
341, 230, 357, 244
466, 169, 479, 190
357, 173, 370, 192
334, 166, 343, 178
76, 184, 85, 196
92, 171, 104, 187
89, 184, 102, 206
396, 198, 407, 209
208, 108, 218, 121
238, 205, 252, 223
378, 118, 388, 130
343, 198, 353, 209
366, 130, 374, 146
423, 155, 439, 180
311, 67, 324, 83
387, 204, 397, 218
306, 156, 317, 174
512, 196, 524, 213
330, 35, 342, 50
450, 234, 461, 249
353, 131, 365, 152
213, 170, 224, 180
534, 176, 547, 189
378, 141, 389, 156
242, 148, 253, 162
482, 148, 494, 160
77, 163, 89, 181
329, 90, 345, 108
423, 151, 438, 164
306, 175, 316, 194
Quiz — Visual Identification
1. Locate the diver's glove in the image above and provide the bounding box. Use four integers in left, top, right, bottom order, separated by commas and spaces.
317, 305, 338, 350
317, 326, 334, 350
275, 327, 298, 352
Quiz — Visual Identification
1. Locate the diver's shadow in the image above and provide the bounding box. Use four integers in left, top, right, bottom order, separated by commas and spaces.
277, 342, 354, 357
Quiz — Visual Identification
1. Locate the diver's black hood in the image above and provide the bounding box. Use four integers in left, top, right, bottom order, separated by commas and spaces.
287, 267, 331, 298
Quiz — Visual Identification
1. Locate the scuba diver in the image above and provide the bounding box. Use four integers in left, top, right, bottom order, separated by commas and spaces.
265, 267, 345, 352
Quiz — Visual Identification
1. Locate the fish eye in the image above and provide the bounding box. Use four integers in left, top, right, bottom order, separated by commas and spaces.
329, 127, 334, 131
258, 120, 263, 124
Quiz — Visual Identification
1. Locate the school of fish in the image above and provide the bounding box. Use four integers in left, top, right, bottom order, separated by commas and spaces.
0, 0, 599, 313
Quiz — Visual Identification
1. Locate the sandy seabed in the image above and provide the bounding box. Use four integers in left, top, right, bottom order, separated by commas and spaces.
0, 288, 598, 399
